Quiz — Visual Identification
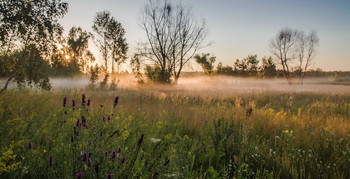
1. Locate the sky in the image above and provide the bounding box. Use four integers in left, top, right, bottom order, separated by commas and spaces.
60, 0, 350, 71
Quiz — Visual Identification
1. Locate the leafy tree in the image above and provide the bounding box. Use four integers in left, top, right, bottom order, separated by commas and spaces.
67, 27, 95, 73
0, 0, 68, 94
194, 53, 216, 76
234, 59, 247, 76
216, 62, 234, 75
92, 11, 128, 74
261, 56, 276, 77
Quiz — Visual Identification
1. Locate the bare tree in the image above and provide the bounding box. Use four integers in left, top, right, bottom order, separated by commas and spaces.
297, 31, 319, 84
270, 28, 299, 85
270, 28, 319, 85
136, 0, 207, 83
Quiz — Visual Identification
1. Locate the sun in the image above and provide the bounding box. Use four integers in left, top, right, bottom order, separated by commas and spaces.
65, 55, 70, 60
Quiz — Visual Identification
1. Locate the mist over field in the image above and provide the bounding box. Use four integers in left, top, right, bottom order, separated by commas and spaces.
48, 75, 350, 95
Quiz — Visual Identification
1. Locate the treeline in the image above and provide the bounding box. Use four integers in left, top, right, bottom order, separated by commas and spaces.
195, 54, 350, 79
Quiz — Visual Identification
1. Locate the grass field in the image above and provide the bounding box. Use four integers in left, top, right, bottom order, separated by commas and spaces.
0, 80, 350, 178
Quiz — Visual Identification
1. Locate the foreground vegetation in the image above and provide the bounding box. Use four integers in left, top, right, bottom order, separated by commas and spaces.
0, 88, 350, 178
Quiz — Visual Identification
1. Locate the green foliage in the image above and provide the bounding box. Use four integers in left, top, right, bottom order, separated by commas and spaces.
88, 65, 100, 88
99, 73, 109, 89
194, 53, 216, 76
234, 55, 259, 76
216, 62, 234, 75
145, 65, 172, 84
92, 11, 128, 74
0, 89, 350, 178
0, 0, 68, 93
261, 56, 277, 77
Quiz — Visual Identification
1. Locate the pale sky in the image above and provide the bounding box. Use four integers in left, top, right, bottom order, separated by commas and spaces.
60, 0, 350, 71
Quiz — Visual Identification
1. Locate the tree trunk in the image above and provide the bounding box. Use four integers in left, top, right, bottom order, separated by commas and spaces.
0, 75, 14, 95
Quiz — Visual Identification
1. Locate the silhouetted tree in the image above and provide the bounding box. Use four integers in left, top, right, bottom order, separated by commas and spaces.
261, 56, 276, 77
194, 53, 216, 76
92, 11, 128, 74
0, 0, 68, 94
136, 0, 207, 83
67, 27, 95, 73
270, 27, 319, 85
296, 31, 319, 84
216, 62, 234, 75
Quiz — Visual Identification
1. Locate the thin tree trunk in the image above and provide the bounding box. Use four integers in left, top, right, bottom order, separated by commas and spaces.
0, 74, 14, 95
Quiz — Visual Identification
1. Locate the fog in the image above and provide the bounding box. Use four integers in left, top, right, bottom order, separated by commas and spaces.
46, 75, 350, 96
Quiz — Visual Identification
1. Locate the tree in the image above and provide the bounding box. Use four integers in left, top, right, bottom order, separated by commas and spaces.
92, 11, 128, 74
216, 62, 234, 75
194, 53, 216, 76
0, 0, 68, 94
136, 0, 207, 83
296, 31, 319, 84
67, 27, 95, 73
261, 56, 276, 77
270, 27, 319, 85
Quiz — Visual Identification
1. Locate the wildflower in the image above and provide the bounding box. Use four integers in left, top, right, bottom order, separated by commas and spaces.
75, 172, 84, 179
102, 116, 106, 122
87, 99, 91, 106
64, 110, 67, 114
72, 100, 76, 109
82, 94, 86, 106
150, 138, 161, 143
120, 156, 126, 164
81, 116, 87, 127
28, 142, 33, 149
87, 158, 92, 167
111, 151, 116, 161
117, 147, 122, 153
63, 97, 67, 107
81, 152, 89, 162
49, 156, 54, 167
106, 173, 113, 179
113, 96, 119, 108
76, 119, 81, 128
43, 149, 47, 153
107, 116, 111, 121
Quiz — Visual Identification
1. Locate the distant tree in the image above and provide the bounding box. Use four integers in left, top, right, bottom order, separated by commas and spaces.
261, 56, 276, 77
246, 55, 259, 76
234, 59, 247, 76
194, 53, 216, 76
67, 27, 95, 73
216, 62, 234, 75
0, 0, 68, 94
270, 27, 319, 85
296, 31, 319, 84
92, 11, 128, 74
135, 0, 208, 84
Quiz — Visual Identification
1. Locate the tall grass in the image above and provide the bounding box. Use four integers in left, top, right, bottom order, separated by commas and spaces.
0, 88, 349, 178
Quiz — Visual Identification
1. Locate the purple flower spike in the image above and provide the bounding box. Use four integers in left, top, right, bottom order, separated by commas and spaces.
120, 156, 126, 164
28, 142, 33, 149
76, 119, 81, 128
111, 151, 116, 161
82, 94, 86, 106
75, 172, 84, 179
87, 99, 91, 106
81, 116, 87, 127
49, 156, 54, 167
106, 173, 113, 179
72, 100, 76, 109
113, 96, 119, 108
63, 97, 67, 107
81, 152, 89, 162
107, 116, 111, 121
117, 148, 122, 153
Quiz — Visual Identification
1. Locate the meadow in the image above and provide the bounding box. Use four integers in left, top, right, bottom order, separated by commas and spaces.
0, 77, 350, 178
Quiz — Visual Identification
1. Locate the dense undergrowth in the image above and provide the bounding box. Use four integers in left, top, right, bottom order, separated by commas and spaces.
0, 88, 349, 178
